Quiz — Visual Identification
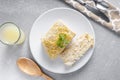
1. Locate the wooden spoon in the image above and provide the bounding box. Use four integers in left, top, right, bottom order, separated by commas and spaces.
17, 57, 53, 80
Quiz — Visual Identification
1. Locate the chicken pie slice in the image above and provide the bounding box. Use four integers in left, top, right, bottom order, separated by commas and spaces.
42, 20, 76, 59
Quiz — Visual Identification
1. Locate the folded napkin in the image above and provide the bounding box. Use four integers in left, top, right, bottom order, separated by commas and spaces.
64, 0, 120, 33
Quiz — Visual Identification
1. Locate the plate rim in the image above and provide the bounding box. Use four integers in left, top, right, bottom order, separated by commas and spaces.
29, 7, 96, 74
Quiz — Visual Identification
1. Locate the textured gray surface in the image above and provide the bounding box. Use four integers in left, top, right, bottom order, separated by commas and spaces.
0, 0, 120, 80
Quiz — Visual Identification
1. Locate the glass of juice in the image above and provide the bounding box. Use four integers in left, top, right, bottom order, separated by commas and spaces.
0, 22, 25, 45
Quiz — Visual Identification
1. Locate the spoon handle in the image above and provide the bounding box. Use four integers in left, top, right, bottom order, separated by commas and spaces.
41, 73, 53, 80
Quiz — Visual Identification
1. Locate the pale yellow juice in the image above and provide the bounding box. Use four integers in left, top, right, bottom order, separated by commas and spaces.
0, 23, 25, 45
16, 29, 25, 44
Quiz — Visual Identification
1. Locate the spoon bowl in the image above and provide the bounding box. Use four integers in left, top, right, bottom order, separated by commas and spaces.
17, 57, 53, 80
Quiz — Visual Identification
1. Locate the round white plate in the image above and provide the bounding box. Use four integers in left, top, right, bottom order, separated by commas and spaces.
29, 8, 95, 74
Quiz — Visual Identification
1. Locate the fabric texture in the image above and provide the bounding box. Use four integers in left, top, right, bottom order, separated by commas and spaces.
64, 0, 120, 33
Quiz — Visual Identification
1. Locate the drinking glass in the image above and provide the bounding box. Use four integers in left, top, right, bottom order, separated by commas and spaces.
0, 22, 25, 45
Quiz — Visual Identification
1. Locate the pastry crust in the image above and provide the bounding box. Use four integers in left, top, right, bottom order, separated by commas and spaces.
60, 33, 94, 66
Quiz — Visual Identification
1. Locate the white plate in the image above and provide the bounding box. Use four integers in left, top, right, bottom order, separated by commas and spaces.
29, 8, 95, 74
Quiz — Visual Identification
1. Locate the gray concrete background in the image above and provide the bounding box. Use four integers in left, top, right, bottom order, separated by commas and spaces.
0, 0, 120, 80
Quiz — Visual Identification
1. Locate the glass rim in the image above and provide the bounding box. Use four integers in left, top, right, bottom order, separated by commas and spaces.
0, 22, 21, 45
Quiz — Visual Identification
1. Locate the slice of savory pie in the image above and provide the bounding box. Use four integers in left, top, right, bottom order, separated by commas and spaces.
42, 20, 76, 59
60, 33, 94, 66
